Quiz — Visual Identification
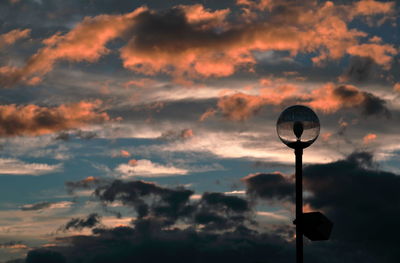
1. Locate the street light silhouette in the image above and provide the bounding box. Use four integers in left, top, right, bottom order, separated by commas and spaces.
276, 105, 325, 263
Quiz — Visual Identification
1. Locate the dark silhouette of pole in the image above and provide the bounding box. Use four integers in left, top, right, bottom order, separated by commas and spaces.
276, 105, 322, 263
295, 147, 303, 263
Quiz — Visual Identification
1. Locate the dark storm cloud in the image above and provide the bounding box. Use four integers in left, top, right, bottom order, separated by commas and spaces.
201, 192, 248, 212
93, 180, 253, 231
61, 213, 101, 231
242, 152, 400, 262
361, 92, 390, 117
303, 152, 400, 260
26, 249, 66, 263
94, 180, 195, 224
242, 172, 294, 201
30, 226, 290, 263
23, 179, 292, 263
195, 192, 252, 230
24, 157, 400, 263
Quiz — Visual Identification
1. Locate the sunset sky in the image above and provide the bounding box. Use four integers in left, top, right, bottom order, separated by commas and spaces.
0, 0, 399, 262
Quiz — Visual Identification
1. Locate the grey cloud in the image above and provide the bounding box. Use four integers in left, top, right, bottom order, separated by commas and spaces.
20, 201, 52, 211
242, 172, 294, 201
61, 213, 102, 231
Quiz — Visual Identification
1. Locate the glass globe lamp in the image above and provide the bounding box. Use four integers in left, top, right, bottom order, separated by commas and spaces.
276, 105, 320, 149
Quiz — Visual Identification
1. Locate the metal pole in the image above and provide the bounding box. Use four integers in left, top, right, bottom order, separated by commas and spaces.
295, 147, 303, 263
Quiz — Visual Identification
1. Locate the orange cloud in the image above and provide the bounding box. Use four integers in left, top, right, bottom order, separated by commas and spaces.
0, 28, 30, 48
306, 83, 389, 117
82, 176, 98, 183
179, 4, 230, 29
199, 108, 217, 122
394, 83, 400, 92
307, 83, 364, 113
321, 132, 332, 142
217, 83, 298, 120
120, 1, 396, 80
352, 0, 395, 17
217, 93, 266, 121
2, 1, 397, 86
347, 43, 397, 69
363, 133, 377, 144
236, 0, 273, 11
0, 100, 109, 137
0, 7, 147, 87
120, 150, 131, 158
216, 82, 389, 121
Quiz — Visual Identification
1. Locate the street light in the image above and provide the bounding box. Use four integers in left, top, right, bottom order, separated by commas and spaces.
276, 105, 320, 263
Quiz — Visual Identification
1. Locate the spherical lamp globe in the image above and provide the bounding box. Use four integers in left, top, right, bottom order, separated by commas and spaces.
276, 105, 320, 149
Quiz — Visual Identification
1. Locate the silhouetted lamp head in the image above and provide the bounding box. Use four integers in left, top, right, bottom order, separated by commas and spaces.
277, 105, 320, 149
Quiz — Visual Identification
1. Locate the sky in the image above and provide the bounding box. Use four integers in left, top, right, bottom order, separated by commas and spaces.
0, 0, 399, 262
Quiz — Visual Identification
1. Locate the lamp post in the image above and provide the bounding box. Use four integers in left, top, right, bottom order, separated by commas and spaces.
276, 105, 320, 263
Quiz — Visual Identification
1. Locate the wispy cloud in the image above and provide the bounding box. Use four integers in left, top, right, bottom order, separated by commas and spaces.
115, 159, 188, 178
0, 158, 62, 175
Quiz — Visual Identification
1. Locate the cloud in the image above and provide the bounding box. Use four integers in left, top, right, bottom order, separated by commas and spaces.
160, 128, 194, 140
55, 130, 98, 141
363, 133, 377, 144
346, 43, 397, 69
0, 158, 61, 175
26, 249, 66, 263
119, 150, 131, 158
199, 108, 216, 121
302, 151, 400, 261
3, 1, 397, 86
242, 172, 294, 201
340, 56, 376, 82
0, 100, 110, 137
0, 241, 29, 250
217, 93, 266, 121
115, 159, 188, 178
216, 84, 297, 120
393, 83, 400, 92
241, 151, 400, 262
24, 152, 400, 263
0, 29, 30, 49
178, 4, 230, 28
61, 213, 101, 232
65, 176, 102, 194
351, 0, 395, 17
0, 7, 147, 87
307, 83, 390, 117
94, 180, 195, 223
212, 82, 389, 121
20, 201, 73, 211
23, 179, 290, 263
